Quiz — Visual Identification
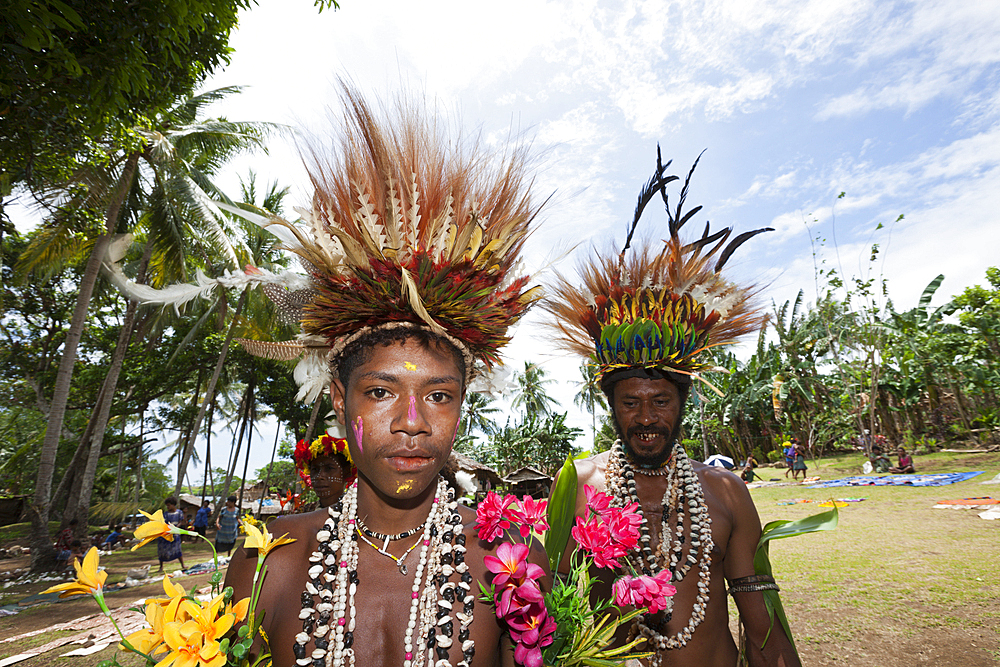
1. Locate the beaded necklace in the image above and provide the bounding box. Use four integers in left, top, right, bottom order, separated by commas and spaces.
605, 440, 714, 664
296, 477, 476, 667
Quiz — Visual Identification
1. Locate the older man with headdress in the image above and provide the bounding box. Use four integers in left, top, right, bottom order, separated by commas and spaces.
545, 150, 800, 667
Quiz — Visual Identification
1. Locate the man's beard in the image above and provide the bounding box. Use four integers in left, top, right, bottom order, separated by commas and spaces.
612, 415, 685, 468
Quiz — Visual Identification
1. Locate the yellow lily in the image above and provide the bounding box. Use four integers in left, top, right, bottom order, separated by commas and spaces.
42, 547, 107, 598
132, 509, 177, 551
228, 596, 251, 624
146, 574, 190, 624
156, 623, 226, 667
179, 593, 236, 644
121, 601, 168, 655
241, 520, 296, 558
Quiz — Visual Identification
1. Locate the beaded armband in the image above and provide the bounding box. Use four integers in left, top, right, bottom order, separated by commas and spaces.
727, 574, 780, 595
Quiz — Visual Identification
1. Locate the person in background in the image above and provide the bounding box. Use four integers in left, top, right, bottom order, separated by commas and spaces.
293, 433, 356, 508
792, 440, 808, 481
890, 447, 916, 474
870, 446, 892, 474
156, 497, 186, 573
215, 495, 240, 556
193, 500, 211, 537
783, 439, 795, 478
54, 518, 77, 570
102, 524, 123, 549
741, 452, 760, 482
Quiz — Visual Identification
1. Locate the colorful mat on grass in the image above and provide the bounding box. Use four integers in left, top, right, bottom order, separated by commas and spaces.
776, 497, 867, 506
807, 471, 984, 488
933, 497, 999, 510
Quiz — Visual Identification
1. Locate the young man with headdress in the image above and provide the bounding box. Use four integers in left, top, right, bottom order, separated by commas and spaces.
225, 84, 548, 667
545, 151, 800, 667
295, 434, 357, 508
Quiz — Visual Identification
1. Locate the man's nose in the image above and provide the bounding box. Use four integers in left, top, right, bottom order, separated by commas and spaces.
637, 402, 656, 424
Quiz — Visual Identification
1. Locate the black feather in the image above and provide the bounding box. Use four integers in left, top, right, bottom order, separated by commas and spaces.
682, 226, 730, 254
622, 144, 676, 259
663, 149, 706, 238
714, 227, 774, 272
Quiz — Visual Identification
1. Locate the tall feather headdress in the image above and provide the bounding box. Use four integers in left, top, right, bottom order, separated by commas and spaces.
237, 84, 545, 394
544, 148, 770, 390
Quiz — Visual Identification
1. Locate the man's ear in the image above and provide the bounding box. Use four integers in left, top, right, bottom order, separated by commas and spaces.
330, 379, 347, 424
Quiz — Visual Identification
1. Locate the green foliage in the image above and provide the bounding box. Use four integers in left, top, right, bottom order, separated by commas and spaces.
751, 507, 839, 653
254, 460, 298, 492
1, 0, 252, 188
544, 456, 577, 573
487, 412, 583, 476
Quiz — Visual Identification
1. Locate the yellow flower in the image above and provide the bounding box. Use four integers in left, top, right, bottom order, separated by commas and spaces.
121, 601, 168, 655
241, 520, 296, 558
132, 509, 177, 551
156, 622, 226, 667
228, 596, 251, 623
42, 547, 107, 598
179, 593, 236, 645
146, 574, 190, 624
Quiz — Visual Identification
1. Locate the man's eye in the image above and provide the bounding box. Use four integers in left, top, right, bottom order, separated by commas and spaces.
428, 391, 451, 403
368, 387, 390, 399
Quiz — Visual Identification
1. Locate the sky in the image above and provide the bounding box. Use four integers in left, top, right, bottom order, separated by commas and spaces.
16, 0, 1000, 485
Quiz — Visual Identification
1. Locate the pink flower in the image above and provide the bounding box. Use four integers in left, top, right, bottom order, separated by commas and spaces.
514, 496, 549, 537
571, 515, 621, 569
584, 484, 612, 518
506, 594, 557, 667
476, 492, 516, 542
604, 506, 641, 553
485, 542, 530, 590
497, 580, 545, 619
612, 570, 677, 614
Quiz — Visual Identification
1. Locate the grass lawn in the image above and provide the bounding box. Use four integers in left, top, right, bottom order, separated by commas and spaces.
743, 450, 1000, 666
1, 450, 997, 665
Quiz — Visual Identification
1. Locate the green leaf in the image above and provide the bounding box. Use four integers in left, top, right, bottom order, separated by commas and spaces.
544, 456, 578, 573
750, 507, 838, 656
238, 624, 250, 638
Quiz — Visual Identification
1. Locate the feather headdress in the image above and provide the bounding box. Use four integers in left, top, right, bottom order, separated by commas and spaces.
545, 148, 770, 387
238, 83, 544, 389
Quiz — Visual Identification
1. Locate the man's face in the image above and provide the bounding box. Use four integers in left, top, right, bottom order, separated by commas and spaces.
331, 338, 464, 500
610, 376, 683, 467
310, 455, 345, 506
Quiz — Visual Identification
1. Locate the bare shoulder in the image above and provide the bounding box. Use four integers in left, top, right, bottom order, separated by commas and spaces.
574, 450, 610, 490
266, 509, 330, 543
695, 461, 751, 503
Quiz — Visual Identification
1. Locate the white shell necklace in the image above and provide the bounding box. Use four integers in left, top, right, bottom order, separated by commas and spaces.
605, 441, 714, 662
295, 477, 476, 667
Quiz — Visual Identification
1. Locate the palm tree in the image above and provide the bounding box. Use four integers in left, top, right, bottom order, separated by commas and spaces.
512, 361, 558, 416
573, 361, 607, 445
21, 87, 273, 570
459, 392, 501, 440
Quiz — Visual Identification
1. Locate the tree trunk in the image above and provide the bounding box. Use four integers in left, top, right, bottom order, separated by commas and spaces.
303, 397, 323, 444
213, 392, 250, 524
173, 285, 249, 499
237, 371, 257, 512
30, 151, 140, 572
258, 424, 282, 519
74, 240, 150, 536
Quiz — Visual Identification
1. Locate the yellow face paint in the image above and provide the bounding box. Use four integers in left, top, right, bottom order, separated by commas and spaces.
396, 480, 413, 494
404, 361, 418, 371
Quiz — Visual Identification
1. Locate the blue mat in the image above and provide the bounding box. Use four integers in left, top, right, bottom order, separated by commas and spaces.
807, 471, 984, 488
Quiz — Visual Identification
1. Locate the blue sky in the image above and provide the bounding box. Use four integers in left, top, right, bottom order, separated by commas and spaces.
17, 0, 1000, 480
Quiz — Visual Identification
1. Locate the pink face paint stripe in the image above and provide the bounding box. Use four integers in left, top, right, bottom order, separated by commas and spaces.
352, 416, 364, 454
408, 396, 418, 422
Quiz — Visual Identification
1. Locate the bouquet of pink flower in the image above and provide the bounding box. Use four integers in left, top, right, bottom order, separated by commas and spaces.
475, 459, 671, 667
